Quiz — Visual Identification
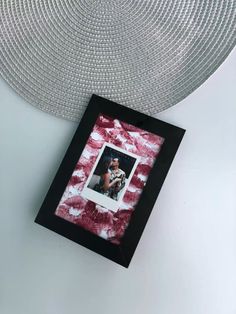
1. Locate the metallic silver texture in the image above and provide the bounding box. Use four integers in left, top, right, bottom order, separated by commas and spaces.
1, 0, 236, 121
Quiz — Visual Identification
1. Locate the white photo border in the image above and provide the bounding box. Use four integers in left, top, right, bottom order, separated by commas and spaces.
81, 142, 141, 212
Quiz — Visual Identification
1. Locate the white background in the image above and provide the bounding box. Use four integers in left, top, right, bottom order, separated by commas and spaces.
0, 48, 236, 314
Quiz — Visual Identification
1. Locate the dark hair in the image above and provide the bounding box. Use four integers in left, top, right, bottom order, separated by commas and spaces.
99, 156, 112, 175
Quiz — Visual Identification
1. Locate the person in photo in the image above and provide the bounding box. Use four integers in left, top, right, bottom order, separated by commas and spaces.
109, 158, 126, 201
93, 156, 122, 199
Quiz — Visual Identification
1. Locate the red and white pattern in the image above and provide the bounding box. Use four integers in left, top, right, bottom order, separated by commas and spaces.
55, 114, 164, 244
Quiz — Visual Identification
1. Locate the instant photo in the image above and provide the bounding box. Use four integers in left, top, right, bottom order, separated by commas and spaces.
81, 143, 140, 212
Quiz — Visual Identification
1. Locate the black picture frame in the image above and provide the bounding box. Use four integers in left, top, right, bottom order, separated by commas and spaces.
35, 94, 185, 268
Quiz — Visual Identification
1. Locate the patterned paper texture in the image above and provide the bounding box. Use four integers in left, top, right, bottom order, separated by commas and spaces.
55, 114, 164, 244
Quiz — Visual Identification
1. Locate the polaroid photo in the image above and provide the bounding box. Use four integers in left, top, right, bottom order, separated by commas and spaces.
81, 142, 141, 212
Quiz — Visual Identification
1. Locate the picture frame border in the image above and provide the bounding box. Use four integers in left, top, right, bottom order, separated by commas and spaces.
35, 94, 185, 268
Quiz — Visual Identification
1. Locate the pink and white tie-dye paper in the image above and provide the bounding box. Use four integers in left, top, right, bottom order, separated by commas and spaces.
55, 114, 164, 244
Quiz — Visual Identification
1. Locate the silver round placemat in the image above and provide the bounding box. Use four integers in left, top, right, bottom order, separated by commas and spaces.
1, 0, 236, 121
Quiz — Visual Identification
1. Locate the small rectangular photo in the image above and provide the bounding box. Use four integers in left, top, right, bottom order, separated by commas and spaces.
81, 142, 140, 212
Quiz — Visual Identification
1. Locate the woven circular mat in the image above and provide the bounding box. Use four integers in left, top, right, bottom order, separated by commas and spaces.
1, 1, 236, 121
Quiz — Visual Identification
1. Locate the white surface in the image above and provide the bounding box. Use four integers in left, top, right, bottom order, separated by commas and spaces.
1, 48, 236, 314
